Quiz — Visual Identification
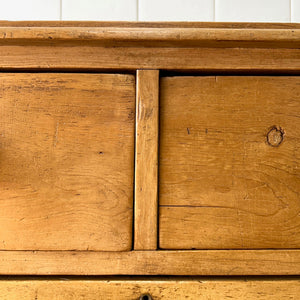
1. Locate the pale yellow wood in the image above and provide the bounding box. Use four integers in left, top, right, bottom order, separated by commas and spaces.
159, 76, 300, 250
0, 250, 299, 275
134, 70, 159, 250
0, 73, 135, 251
0, 278, 299, 300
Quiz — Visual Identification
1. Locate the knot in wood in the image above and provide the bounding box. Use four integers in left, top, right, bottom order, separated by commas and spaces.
267, 126, 284, 147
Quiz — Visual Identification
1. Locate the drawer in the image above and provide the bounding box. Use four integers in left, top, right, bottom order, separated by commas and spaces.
0, 277, 299, 299
159, 76, 300, 249
0, 73, 135, 251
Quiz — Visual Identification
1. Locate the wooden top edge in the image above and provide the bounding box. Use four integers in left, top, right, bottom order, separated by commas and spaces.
0, 26, 299, 48
0, 21, 299, 29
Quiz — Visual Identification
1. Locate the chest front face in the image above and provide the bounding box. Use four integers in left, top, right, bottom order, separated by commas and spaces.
0, 22, 299, 299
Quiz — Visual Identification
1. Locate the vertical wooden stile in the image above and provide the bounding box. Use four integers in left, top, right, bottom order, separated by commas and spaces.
134, 70, 159, 250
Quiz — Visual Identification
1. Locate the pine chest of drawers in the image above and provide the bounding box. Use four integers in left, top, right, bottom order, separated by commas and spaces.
0, 21, 299, 299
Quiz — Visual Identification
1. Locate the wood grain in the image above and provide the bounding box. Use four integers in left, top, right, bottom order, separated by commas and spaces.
159, 76, 300, 249
0, 26, 299, 48
0, 250, 299, 275
0, 277, 299, 299
0, 73, 135, 251
134, 70, 159, 250
0, 46, 299, 73
0, 23, 299, 279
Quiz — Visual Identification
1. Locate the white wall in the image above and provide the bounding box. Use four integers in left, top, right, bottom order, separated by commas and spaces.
0, 0, 299, 22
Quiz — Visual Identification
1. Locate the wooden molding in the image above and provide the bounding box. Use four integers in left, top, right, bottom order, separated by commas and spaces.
0, 22, 299, 72
0, 24, 299, 48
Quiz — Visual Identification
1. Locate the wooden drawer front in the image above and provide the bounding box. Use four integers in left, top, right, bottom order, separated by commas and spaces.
0, 278, 299, 299
0, 73, 135, 251
159, 76, 300, 249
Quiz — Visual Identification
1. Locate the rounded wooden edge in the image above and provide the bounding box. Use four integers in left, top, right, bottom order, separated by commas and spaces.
0, 25, 299, 48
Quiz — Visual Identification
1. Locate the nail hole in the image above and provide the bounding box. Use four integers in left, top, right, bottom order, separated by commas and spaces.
139, 294, 152, 300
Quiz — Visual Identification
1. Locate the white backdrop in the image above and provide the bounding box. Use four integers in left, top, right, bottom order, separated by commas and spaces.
0, 0, 298, 22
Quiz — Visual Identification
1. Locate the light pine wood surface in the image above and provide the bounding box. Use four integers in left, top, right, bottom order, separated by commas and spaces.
134, 70, 159, 250
0, 23, 299, 278
159, 76, 300, 250
0, 73, 135, 251
0, 250, 298, 275
0, 25, 299, 48
0, 46, 299, 72
0, 22, 299, 71
0, 277, 299, 300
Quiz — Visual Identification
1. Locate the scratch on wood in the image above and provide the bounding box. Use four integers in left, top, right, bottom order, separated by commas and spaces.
53, 121, 59, 147
138, 97, 144, 122
236, 208, 245, 248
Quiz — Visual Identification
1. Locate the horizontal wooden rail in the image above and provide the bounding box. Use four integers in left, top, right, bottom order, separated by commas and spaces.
0, 47, 299, 72
0, 277, 299, 299
0, 250, 299, 275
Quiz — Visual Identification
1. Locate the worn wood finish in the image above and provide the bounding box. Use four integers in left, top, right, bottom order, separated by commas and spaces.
3, 46, 300, 73
159, 76, 300, 250
0, 277, 299, 299
0, 46, 299, 72
134, 70, 159, 250
0, 250, 299, 275
0, 73, 135, 251
0, 23, 299, 278
0, 22, 299, 48
0, 27, 300, 48
0, 23, 299, 71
